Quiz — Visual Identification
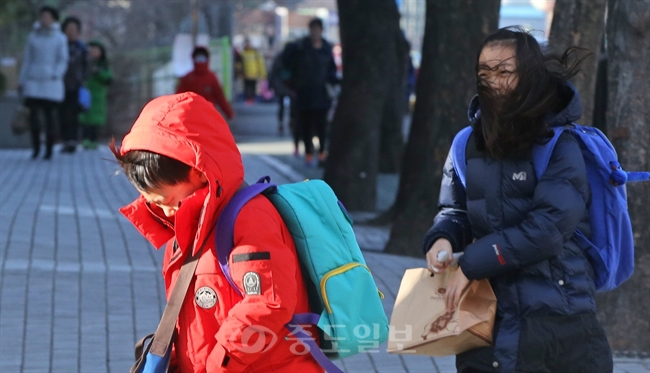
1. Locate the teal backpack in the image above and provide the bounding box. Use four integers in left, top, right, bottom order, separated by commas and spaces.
215, 177, 389, 372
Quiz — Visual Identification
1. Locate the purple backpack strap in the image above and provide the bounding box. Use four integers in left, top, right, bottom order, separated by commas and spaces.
288, 314, 343, 373
215, 177, 343, 373
215, 177, 276, 295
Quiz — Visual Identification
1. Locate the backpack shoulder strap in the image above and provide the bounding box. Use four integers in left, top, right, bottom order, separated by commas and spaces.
215, 177, 276, 295
532, 126, 571, 181
451, 126, 473, 188
144, 230, 214, 359
216, 178, 344, 373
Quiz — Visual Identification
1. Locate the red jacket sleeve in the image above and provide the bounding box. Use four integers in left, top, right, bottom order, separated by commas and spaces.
208, 198, 299, 372
210, 73, 233, 119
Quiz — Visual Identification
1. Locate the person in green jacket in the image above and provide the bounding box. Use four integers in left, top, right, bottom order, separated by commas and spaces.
79, 40, 112, 149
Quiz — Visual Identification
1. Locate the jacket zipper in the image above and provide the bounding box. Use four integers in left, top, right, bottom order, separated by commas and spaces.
320, 263, 383, 314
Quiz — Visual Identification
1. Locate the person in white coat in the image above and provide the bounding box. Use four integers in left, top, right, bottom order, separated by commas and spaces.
19, 6, 68, 159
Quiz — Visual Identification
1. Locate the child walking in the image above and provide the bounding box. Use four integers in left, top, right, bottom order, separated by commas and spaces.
111, 92, 322, 372
79, 40, 112, 149
425, 27, 613, 373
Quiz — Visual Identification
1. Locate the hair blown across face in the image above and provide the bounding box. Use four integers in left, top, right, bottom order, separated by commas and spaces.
473, 26, 590, 159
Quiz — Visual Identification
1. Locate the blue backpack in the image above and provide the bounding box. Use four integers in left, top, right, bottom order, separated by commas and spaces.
215, 177, 389, 372
78, 86, 92, 111
451, 124, 649, 292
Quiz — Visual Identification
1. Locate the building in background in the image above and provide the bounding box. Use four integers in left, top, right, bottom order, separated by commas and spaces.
398, 0, 556, 69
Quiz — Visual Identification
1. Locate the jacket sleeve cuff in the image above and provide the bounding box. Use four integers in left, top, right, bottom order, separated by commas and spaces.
207, 344, 248, 373
422, 231, 455, 255
422, 218, 467, 255
459, 234, 511, 280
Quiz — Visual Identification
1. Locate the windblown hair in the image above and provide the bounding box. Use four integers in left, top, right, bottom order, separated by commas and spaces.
473, 26, 590, 159
109, 140, 191, 192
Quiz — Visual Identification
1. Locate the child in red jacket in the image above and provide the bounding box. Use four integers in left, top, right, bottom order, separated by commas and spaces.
111, 93, 321, 372
177, 46, 234, 120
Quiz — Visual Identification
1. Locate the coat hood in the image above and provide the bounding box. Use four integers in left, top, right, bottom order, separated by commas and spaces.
467, 82, 583, 127
192, 46, 210, 74
119, 92, 243, 254
33, 21, 60, 32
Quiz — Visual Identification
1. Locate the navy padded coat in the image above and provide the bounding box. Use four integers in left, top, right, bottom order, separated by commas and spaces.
423, 86, 613, 373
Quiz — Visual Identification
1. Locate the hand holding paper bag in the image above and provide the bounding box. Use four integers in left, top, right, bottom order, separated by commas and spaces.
388, 267, 496, 356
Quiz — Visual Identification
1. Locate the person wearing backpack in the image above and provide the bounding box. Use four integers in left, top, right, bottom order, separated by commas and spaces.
424, 27, 613, 373
111, 92, 322, 372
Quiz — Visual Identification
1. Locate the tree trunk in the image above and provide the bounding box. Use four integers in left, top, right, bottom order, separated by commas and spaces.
596, 0, 650, 352
324, 0, 407, 211
379, 36, 410, 174
384, 0, 500, 256
548, 0, 607, 127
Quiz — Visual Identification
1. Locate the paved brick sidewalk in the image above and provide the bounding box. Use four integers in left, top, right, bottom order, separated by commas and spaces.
1, 147, 648, 373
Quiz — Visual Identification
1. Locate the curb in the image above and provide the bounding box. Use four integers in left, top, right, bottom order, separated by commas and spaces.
256, 154, 306, 183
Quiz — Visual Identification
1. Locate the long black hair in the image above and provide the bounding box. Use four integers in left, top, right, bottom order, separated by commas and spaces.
473, 26, 590, 159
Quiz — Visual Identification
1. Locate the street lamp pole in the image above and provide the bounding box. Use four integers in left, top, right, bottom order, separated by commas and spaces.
191, 0, 199, 46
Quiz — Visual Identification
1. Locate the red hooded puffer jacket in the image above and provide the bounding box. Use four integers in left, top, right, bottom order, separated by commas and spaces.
176, 47, 234, 119
119, 93, 322, 372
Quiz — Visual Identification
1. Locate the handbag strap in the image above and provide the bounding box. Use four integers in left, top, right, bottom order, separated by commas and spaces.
149, 234, 211, 357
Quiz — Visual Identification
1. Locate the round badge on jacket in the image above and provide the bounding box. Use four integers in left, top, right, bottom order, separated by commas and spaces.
195, 286, 217, 309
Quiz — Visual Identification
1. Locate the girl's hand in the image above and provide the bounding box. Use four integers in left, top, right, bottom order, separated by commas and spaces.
444, 266, 470, 312
426, 238, 453, 273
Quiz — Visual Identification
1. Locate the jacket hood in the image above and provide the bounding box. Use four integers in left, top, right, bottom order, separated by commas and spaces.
33, 21, 60, 31
119, 92, 243, 254
546, 82, 582, 127
466, 82, 583, 127
192, 46, 210, 58
192, 47, 211, 74
300, 36, 333, 51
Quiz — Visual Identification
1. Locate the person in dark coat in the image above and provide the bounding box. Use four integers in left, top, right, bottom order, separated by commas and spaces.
270, 49, 300, 154
176, 46, 233, 120
282, 18, 339, 166
424, 27, 612, 373
59, 16, 87, 154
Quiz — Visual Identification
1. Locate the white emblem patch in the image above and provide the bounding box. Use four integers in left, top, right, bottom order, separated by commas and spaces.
512, 172, 527, 181
243, 272, 261, 295
195, 286, 217, 309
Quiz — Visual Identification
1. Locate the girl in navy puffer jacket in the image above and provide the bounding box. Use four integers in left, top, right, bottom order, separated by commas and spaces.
424, 27, 612, 373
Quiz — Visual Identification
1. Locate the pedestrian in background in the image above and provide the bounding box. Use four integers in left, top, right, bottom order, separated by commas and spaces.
59, 16, 87, 154
283, 18, 338, 167
241, 38, 266, 105
269, 49, 298, 142
79, 40, 112, 150
18, 6, 68, 160
176, 46, 233, 120
425, 27, 612, 373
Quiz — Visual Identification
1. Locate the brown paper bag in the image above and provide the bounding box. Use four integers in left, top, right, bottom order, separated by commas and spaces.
387, 267, 497, 356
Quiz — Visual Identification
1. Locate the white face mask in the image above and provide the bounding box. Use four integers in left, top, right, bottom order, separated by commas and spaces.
194, 55, 208, 63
